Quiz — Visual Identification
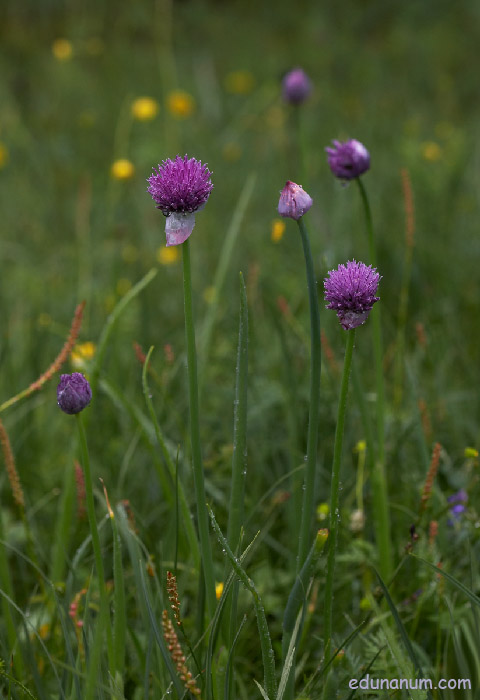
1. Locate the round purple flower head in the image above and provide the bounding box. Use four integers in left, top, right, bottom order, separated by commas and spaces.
57, 372, 92, 415
326, 139, 370, 180
278, 181, 313, 220
282, 68, 312, 105
147, 155, 213, 246
324, 260, 380, 330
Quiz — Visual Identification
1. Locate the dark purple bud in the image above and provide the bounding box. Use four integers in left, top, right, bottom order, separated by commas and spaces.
57, 373, 92, 414
282, 68, 312, 105
326, 139, 370, 180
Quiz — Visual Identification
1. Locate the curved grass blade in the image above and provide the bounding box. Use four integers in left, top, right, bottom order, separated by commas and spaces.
411, 554, 480, 609
142, 346, 200, 570
199, 172, 256, 384
209, 507, 277, 700
90, 268, 158, 395
374, 567, 433, 700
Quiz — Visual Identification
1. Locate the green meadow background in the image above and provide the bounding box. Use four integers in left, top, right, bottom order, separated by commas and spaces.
1, 0, 480, 698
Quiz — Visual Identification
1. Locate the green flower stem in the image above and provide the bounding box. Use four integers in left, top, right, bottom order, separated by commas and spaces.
209, 506, 277, 700
182, 238, 216, 619
75, 414, 114, 672
223, 274, 248, 648
323, 329, 355, 665
296, 217, 322, 572
356, 178, 393, 580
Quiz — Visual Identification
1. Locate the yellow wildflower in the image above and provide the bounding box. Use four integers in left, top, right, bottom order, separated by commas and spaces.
131, 97, 159, 121
224, 70, 255, 95
421, 141, 442, 162
122, 244, 139, 263
316, 503, 329, 521
71, 342, 96, 368
104, 293, 116, 313
52, 39, 73, 61
167, 90, 195, 118
157, 246, 180, 266
116, 278, 132, 296
85, 37, 104, 56
271, 219, 285, 243
37, 313, 52, 327
464, 447, 479, 458
215, 582, 224, 600
222, 142, 242, 162
354, 439, 366, 453
111, 159, 135, 180
0, 142, 9, 169
203, 286, 217, 304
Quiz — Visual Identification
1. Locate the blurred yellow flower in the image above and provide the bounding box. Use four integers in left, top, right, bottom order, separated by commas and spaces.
85, 37, 104, 56
224, 70, 255, 95
37, 313, 52, 327
122, 244, 139, 263
0, 142, 9, 169
271, 219, 285, 243
52, 38, 73, 61
131, 97, 159, 121
167, 90, 195, 118
222, 142, 242, 162
111, 159, 135, 180
215, 582, 224, 600
117, 278, 132, 296
421, 141, 442, 162
464, 447, 479, 458
316, 503, 329, 521
71, 342, 96, 368
265, 106, 285, 129
157, 246, 180, 265
354, 439, 367, 453
203, 286, 217, 304
105, 293, 116, 313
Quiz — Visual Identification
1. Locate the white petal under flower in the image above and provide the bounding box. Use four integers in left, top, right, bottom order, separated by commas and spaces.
165, 212, 197, 246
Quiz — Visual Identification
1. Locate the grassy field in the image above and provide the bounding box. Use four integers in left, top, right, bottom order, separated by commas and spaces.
1, 1, 480, 698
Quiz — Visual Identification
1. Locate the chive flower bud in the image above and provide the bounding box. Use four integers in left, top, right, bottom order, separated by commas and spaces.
57, 373, 92, 414
278, 180, 313, 220
282, 68, 312, 104
147, 154, 213, 246
325, 139, 370, 180
324, 260, 380, 330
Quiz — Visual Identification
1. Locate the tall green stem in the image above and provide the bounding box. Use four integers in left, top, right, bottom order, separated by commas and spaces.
355, 179, 393, 580
296, 217, 322, 571
182, 238, 216, 619
323, 329, 355, 665
75, 414, 114, 671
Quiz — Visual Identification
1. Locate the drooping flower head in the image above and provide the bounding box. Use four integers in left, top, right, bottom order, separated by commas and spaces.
278, 181, 313, 220
57, 372, 92, 414
282, 68, 312, 105
326, 139, 370, 180
324, 260, 380, 330
147, 155, 213, 246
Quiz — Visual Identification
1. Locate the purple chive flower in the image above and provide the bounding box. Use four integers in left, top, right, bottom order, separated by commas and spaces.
447, 489, 468, 525
324, 260, 380, 330
278, 181, 313, 220
326, 139, 370, 180
282, 68, 312, 105
57, 373, 92, 414
147, 154, 213, 246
